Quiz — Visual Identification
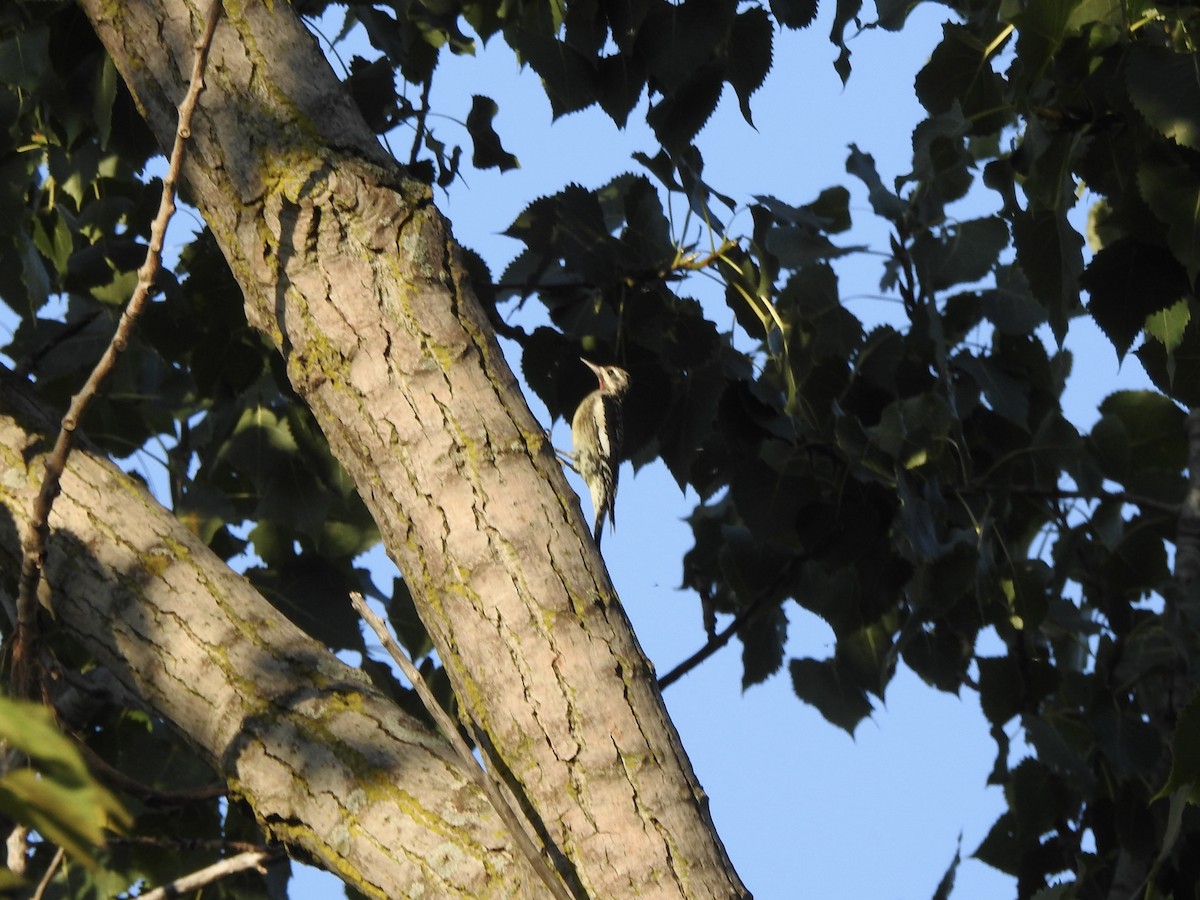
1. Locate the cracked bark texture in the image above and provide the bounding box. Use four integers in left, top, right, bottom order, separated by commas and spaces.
0, 377, 540, 898
74, 0, 747, 897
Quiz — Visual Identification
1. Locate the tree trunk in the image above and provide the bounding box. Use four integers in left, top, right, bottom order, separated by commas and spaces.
70, 0, 748, 896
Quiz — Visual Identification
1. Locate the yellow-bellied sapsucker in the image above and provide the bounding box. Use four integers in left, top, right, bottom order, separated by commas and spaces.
571, 358, 631, 547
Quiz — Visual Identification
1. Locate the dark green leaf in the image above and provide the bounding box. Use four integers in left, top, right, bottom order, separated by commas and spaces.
977, 655, 1057, 726
637, 0, 732, 93
790, 656, 874, 734
846, 145, 907, 222
1157, 690, 1200, 801
596, 53, 646, 127
1095, 390, 1187, 472
954, 353, 1029, 428
346, 56, 400, 133
740, 603, 788, 689
983, 265, 1047, 335
930, 839, 961, 900
828, 0, 863, 83
646, 64, 725, 151
513, 32, 598, 118
769, 0, 818, 29
1011, 207, 1083, 343
728, 8, 773, 126
1127, 44, 1200, 151
1137, 147, 1200, 281
1136, 313, 1200, 406
1082, 238, 1190, 360
914, 24, 1008, 134
466, 95, 519, 171
911, 217, 1009, 293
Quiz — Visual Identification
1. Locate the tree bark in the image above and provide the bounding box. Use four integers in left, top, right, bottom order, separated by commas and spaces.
73, 0, 747, 897
0, 375, 541, 898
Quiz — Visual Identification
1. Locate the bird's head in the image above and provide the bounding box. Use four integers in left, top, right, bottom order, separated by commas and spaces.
581, 358, 631, 396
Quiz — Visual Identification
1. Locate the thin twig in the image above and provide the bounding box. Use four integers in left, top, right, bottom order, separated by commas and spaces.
30, 845, 64, 900
11, 0, 225, 700
658, 594, 770, 691
71, 737, 226, 806
660, 551, 814, 690
109, 836, 266, 854
136, 848, 281, 900
349, 593, 574, 900
409, 75, 433, 167
972, 483, 1181, 517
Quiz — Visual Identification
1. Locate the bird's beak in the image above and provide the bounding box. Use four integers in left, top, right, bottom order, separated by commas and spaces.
580, 358, 602, 376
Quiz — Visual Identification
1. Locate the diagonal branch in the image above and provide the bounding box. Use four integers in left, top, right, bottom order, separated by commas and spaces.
136, 848, 283, 900
11, 0, 225, 701
350, 593, 576, 900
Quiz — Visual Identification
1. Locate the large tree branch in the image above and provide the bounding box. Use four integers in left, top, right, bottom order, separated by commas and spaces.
76, 1, 745, 897
0, 374, 543, 898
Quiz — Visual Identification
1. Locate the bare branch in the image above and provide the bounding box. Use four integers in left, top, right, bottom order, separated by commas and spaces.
11, 0, 226, 700
350, 593, 575, 900
136, 848, 282, 900
658, 596, 768, 691
31, 846, 64, 900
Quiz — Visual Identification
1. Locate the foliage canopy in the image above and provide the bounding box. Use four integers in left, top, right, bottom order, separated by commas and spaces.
3, 0, 1200, 896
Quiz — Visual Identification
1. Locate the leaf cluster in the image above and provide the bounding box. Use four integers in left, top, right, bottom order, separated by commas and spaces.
474, 1, 1200, 896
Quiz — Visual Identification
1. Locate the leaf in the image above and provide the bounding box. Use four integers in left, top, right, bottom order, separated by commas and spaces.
1011, 207, 1083, 344
1136, 314, 1200, 406
1003, 0, 1081, 99
345, 55, 400, 133
727, 8, 773, 126
930, 838, 961, 900
828, 0, 863, 83
0, 698, 130, 868
646, 64, 725, 151
1145, 298, 1190, 360
982, 264, 1047, 335
914, 23, 1008, 134
974, 812, 1021, 875
92, 54, 120, 149
977, 655, 1057, 726
637, 0, 732, 93
466, 95, 519, 171
845, 144, 907, 222
596, 53, 646, 127
17, 232, 51, 310
1127, 44, 1200, 151
910, 216, 1009, 293
0, 24, 50, 90
953, 353, 1029, 428
1096, 390, 1187, 473
513, 31, 598, 118
790, 656, 874, 734
1137, 148, 1200, 282
1082, 237, 1190, 360
740, 603, 788, 689
769, 0, 818, 29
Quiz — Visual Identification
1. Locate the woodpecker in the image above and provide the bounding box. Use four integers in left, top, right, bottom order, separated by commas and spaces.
571, 358, 631, 547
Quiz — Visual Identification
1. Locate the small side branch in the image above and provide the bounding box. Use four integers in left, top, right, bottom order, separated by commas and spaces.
349, 593, 575, 900
658, 597, 766, 691
11, 0, 225, 700
136, 848, 282, 900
